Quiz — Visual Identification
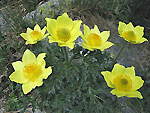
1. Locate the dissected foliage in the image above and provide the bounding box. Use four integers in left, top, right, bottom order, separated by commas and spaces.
30, 43, 120, 113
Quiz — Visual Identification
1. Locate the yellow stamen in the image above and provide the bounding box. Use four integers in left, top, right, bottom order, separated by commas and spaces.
57, 28, 71, 42
87, 33, 102, 46
30, 30, 42, 40
23, 63, 42, 82
122, 31, 137, 41
113, 75, 132, 92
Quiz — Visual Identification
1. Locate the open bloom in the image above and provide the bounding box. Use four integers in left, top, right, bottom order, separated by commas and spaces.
9, 49, 52, 94
20, 24, 48, 45
45, 13, 82, 49
81, 24, 114, 51
118, 21, 148, 44
101, 64, 144, 99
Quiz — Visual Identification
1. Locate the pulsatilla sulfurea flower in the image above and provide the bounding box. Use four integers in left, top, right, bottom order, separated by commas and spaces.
81, 24, 114, 51
45, 13, 82, 49
20, 24, 48, 45
101, 64, 144, 99
118, 21, 148, 44
9, 49, 52, 94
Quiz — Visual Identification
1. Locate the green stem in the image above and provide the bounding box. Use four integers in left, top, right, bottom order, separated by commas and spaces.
69, 53, 76, 64
94, 95, 104, 102
62, 47, 69, 64
112, 41, 127, 65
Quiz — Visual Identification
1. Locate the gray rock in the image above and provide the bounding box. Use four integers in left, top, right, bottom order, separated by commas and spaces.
23, 0, 57, 23
23, 0, 72, 24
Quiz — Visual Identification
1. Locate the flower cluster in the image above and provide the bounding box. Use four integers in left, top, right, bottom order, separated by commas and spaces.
9, 13, 148, 99
101, 64, 144, 99
118, 22, 148, 44
9, 49, 52, 94
81, 25, 114, 51
21, 24, 48, 45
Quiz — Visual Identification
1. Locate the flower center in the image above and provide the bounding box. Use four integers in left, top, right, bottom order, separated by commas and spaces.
23, 63, 42, 82
122, 31, 137, 41
30, 30, 42, 41
57, 28, 71, 42
87, 33, 102, 46
121, 78, 128, 85
113, 75, 132, 92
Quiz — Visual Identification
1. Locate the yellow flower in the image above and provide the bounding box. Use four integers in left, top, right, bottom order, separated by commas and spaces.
81, 24, 114, 51
9, 49, 52, 94
118, 21, 148, 44
101, 64, 144, 99
45, 13, 82, 49
20, 24, 48, 45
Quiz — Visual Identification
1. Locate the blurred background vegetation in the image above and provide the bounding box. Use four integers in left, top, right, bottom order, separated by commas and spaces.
0, 0, 150, 112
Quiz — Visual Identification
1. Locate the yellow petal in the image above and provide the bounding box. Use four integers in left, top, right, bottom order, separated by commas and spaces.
132, 76, 144, 90
81, 42, 94, 51
100, 31, 110, 43
25, 41, 37, 45
35, 79, 43, 86
112, 64, 126, 76
137, 37, 148, 44
134, 26, 144, 37
111, 89, 126, 97
34, 24, 41, 31
37, 53, 46, 68
48, 36, 62, 43
126, 91, 143, 99
22, 82, 34, 94
20, 33, 28, 40
57, 13, 73, 30
40, 33, 49, 40
12, 61, 24, 71
89, 26, 100, 36
66, 42, 75, 49
45, 18, 57, 36
9, 70, 28, 84
67, 20, 82, 42
22, 49, 36, 65
58, 42, 75, 49
118, 21, 126, 35
126, 22, 134, 31
83, 24, 90, 36
112, 88, 143, 99
81, 35, 87, 42
22, 80, 43, 94
97, 41, 114, 51
27, 28, 33, 34
42, 66, 52, 79
90, 25, 101, 35
41, 26, 47, 35
124, 66, 135, 77
101, 71, 114, 88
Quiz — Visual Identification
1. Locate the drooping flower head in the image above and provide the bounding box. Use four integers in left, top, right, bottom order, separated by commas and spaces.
20, 24, 48, 45
45, 13, 82, 49
81, 24, 114, 51
118, 21, 148, 44
101, 64, 144, 99
9, 49, 52, 94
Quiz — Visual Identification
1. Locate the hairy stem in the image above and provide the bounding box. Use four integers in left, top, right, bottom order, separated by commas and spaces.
112, 41, 127, 65
62, 47, 69, 64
